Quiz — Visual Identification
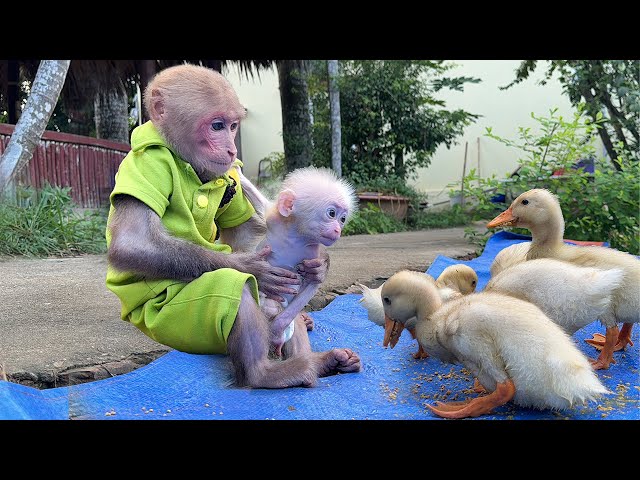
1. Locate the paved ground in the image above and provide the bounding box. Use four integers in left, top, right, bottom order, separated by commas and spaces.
0, 227, 478, 388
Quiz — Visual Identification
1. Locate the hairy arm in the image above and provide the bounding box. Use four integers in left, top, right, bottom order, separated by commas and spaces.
108, 195, 299, 297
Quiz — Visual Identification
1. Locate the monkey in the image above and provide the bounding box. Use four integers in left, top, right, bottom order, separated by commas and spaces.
106, 64, 360, 388
230, 166, 358, 357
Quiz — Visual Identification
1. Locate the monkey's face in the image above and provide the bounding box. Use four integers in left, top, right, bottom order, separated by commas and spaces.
301, 202, 349, 246
191, 114, 241, 177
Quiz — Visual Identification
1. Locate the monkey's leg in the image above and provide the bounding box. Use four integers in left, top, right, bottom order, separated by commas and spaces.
227, 285, 320, 389
281, 311, 362, 377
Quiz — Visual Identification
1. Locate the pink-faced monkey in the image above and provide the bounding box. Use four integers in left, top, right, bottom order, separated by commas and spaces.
106, 64, 359, 388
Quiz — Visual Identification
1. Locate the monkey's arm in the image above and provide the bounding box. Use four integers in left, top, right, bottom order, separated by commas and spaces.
295, 245, 330, 284
271, 280, 320, 341
108, 195, 299, 298
236, 166, 271, 217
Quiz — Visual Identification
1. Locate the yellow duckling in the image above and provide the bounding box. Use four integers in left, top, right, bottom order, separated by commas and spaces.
487, 188, 639, 369
381, 270, 608, 419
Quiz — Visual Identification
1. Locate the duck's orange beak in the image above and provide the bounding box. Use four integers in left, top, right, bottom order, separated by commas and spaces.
383, 314, 404, 348
487, 207, 516, 228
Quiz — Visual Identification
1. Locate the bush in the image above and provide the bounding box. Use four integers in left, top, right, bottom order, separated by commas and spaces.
0, 184, 108, 257
454, 105, 639, 254
343, 204, 405, 235
409, 204, 472, 230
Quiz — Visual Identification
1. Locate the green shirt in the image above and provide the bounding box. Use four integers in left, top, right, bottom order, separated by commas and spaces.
105, 121, 255, 320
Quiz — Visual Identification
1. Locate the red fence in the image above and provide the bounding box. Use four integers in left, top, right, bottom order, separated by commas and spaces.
0, 124, 130, 208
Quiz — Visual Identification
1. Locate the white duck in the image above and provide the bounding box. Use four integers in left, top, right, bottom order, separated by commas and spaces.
490, 242, 531, 277
487, 188, 640, 370
485, 258, 623, 335
381, 270, 608, 419
358, 265, 478, 359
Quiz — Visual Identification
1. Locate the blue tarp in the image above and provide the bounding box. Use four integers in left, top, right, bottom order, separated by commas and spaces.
1, 231, 638, 420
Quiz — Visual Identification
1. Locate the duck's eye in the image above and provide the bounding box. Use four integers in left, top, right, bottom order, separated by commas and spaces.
212, 121, 224, 131
472, 280, 477, 286
521, 199, 529, 205
383, 297, 391, 305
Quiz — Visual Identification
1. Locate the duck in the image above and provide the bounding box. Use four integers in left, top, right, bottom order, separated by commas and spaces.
487, 188, 640, 369
490, 242, 531, 277
381, 270, 609, 419
485, 258, 623, 336
358, 265, 478, 359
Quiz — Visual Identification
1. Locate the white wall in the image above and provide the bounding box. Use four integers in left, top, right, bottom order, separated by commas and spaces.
413, 60, 576, 205
227, 65, 283, 180
226, 61, 579, 204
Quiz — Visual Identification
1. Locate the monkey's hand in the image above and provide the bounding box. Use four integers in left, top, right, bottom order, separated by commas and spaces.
296, 245, 330, 284
235, 245, 300, 303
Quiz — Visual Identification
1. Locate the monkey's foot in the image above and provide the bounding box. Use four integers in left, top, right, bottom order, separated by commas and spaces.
316, 348, 362, 377
300, 311, 314, 331
587, 324, 634, 352
411, 344, 429, 359
426, 380, 515, 419
473, 378, 487, 394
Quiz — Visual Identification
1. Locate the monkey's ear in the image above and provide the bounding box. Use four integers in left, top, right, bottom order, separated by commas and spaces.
277, 189, 296, 217
149, 89, 165, 122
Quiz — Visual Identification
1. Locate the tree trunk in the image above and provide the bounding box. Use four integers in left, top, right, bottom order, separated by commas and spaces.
328, 60, 342, 177
580, 85, 621, 171
94, 79, 130, 143
0, 60, 70, 196
277, 60, 313, 172
394, 148, 405, 180
136, 60, 157, 122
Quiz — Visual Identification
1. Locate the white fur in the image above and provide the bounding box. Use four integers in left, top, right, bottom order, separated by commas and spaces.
490, 242, 530, 277
383, 271, 609, 411
485, 258, 624, 334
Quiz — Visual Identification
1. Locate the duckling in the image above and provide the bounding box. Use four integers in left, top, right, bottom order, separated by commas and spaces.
381, 270, 608, 419
490, 242, 530, 277
487, 188, 640, 369
435, 264, 478, 298
358, 265, 478, 359
485, 258, 624, 335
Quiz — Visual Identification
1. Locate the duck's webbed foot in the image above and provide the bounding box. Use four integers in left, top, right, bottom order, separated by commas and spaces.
426, 380, 515, 419
412, 344, 429, 360
587, 326, 618, 370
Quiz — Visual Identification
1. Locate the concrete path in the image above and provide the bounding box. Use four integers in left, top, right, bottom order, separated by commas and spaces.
0, 227, 477, 388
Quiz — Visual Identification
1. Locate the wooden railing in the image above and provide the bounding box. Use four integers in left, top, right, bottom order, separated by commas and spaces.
0, 124, 130, 208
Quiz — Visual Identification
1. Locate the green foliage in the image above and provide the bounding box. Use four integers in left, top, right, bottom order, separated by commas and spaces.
455, 106, 640, 254
0, 184, 108, 257
409, 204, 472, 229
503, 60, 639, 166
343, 204, 405, 235
308, 60, 480, 185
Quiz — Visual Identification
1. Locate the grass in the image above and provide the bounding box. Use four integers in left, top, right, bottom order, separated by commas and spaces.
0, 184, 108, 257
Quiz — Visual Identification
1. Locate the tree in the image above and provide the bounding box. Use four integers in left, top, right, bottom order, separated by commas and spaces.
0, 60, 70, 196
93, 77, 130, 143
309, 60, 480, 188
502, 60, 639, 170
327, 60, 342, 177
277, 60, 313, 172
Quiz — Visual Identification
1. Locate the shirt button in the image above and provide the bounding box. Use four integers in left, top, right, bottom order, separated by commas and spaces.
197, 195, 208, 208
215, 179, 225, 186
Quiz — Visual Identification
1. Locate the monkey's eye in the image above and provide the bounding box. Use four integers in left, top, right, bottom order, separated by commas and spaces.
521, 199, 529, 205
327, 207, 337, 218
211, 121, 225, 131
230, 122, 238, 131
383, 297, 391, 305
340, 215, 347, 224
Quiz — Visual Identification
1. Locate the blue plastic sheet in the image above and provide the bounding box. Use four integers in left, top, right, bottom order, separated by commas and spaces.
1, 231, 638, 420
